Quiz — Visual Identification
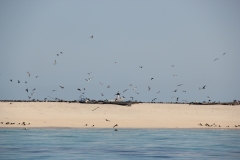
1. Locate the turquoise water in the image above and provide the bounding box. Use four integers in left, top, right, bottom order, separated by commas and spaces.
0, 128, 240, 159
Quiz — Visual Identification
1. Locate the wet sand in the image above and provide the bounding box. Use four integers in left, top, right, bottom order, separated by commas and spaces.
0, 102, 240, 129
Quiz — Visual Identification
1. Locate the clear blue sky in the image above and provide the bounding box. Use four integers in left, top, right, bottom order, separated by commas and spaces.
0, 0, 240, 102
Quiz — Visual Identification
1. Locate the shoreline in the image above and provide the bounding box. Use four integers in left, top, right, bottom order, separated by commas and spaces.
1, 102, 240, 129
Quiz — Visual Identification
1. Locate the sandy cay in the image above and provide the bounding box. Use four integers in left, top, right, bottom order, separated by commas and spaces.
0, 102, 240, 129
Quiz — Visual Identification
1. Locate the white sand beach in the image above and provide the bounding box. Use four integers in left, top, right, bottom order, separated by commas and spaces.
0, 102, 240, 129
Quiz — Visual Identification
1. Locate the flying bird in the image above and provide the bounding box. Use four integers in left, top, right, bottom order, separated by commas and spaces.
151, 78, 154, 80
156, 91, 160, 94
213, 58, 219, 62
176, 97, 179, 101
123, 89, 128, 93
27, 72, 30, 77
25, 89, 28, 92
113, 124, 118, 128
173, 75, 177, 77
171, 65, 174, 67
77, 88, 81, 91
52, 90, 56, 92
107, 85, 110, 88
10, 79, 12, 82
35, 76, 39, 78
57, 54, 59, 56
25, 81, 27, 84
222, 52, 226, 56
177, 84, 183, 86
152, 98, 157, 102
60, 86, 64, 89
101, 93, 104, 96
99, 82, 103, 85
202, 85, 206, 89
148, 86, 151, 91
139, 66, 143, 68
54, 60, 57, 65
18, 80, 20, 83
60, 52, 63, 54
173, 89, 178, 92
89, 35, 94, 39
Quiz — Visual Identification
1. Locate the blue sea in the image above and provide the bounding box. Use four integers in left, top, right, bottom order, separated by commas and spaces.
0, 128, 240, 159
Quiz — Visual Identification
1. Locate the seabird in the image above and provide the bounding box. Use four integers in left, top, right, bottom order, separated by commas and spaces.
60, 86, 64, 89
123, 89, 128, 93
113, 124, 118, 128
129, 84, 132, 86
106, 119, 110, 122
18, 80, 20, 83
202, 85, 206, 89
173, 75, 177, 77
151, 78, 154, 80
183, 90, 186, 93
10, 79, 12, 82
52, 90, 56, 92
176, 97, 179, 101
130, 97, 134, 100
152, 98, 157, 102
222, 52, 226, 56
99, 82, 103, 85
25, 81, 27, 84
54, 60, 57, 65
156, 91, 160, 94
57, 54, 59, 56
89, 35, 94, 39
27, 72, 30, 77
107, 85, 110, 88
77, 88, 81, 91
177, 84, 183, 86
25, 89, 28, 92
171, 65, 174, 67
139, 66, 143, 68
101, 93, 104, 96
35, 76, 39, 78
173, 89, 178, 92
213, 58, 219, 62
60, 52, 63, 54
148, 86, 151, 91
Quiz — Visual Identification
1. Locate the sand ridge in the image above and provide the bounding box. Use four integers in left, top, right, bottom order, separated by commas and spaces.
0, 102, 240, 129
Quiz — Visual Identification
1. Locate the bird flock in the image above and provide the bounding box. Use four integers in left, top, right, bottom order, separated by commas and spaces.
1, 35, 230, 103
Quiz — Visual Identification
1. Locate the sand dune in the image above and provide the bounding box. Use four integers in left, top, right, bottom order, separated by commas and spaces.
0, 102, 240, 129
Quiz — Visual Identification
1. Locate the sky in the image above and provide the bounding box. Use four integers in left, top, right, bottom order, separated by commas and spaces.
0, 0, 240, 102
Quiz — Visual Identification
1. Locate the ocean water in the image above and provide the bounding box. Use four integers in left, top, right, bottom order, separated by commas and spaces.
0, 128, 240, 159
